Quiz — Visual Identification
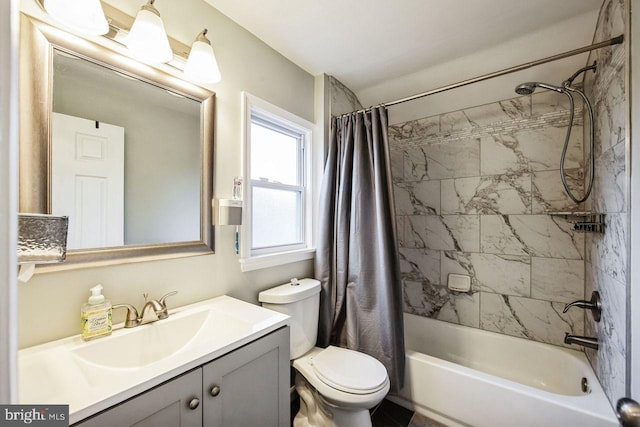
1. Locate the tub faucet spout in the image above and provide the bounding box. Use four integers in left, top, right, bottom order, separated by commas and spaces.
564, 333, 599, 350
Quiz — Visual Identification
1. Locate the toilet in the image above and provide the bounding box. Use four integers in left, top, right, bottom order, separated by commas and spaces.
259, 278, 390, 427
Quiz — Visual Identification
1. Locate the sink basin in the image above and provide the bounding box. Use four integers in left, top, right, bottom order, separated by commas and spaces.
19, 295, 290, 424
73, 309, 209, 369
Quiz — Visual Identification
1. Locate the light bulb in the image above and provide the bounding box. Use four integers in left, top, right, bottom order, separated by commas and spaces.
43, 0, 109, 36
185, 29, 221, 84
126, 1, 172, 64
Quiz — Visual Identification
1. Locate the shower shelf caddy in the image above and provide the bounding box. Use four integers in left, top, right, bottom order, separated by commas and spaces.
546, 212, 605, 233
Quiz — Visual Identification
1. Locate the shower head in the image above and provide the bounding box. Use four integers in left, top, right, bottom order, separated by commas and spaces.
514, 82, 564, 95
515, 82, 537, 95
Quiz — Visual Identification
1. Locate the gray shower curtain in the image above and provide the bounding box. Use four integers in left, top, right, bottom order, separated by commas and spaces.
315, 106, 405, 393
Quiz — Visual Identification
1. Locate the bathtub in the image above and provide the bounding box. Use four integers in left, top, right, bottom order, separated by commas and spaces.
387, 313, 618, 427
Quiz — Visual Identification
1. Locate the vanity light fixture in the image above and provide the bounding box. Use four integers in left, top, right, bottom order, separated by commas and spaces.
126, 0, 173, 64
37, 0, 222, 83
43, 0, 109, 35
185, 29, 222, 84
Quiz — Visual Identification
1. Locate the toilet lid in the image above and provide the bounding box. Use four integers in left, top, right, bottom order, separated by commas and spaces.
311, 347, 388, 394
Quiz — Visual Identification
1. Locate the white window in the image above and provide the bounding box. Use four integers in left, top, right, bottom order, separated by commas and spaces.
240, 93, 315, 271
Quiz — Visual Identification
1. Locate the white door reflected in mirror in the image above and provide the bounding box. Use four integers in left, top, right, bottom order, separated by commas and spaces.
51, 112, 125, 249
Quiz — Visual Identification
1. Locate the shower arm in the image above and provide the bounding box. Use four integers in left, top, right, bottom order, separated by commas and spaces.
564, 62, 597, 87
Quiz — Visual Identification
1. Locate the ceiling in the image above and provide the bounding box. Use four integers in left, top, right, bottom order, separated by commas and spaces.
204, 0, 603, 95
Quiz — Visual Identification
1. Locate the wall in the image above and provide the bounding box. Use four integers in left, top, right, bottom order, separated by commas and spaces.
0, 0, 19, 403
358, 11, 600, 124
389, 91, 588, 349
17, 0, 316, 348
583, 0, 628, 404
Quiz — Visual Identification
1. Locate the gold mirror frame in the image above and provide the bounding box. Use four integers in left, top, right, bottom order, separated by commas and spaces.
19, 14, 215, 272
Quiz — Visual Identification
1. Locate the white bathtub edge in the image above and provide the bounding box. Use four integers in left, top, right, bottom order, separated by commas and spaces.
400, 314, 619, 427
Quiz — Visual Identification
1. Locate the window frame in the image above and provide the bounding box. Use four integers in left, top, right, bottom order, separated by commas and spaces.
240, 92, 315, 272
249, 115, 305, 254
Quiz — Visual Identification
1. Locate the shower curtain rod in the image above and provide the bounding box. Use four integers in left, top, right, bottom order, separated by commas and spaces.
340, 34, 624, 117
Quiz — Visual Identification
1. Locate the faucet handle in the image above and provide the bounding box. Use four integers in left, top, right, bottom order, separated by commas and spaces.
159, 291, 178, 307
562, 291, 601, 322
155, 291, 177, 319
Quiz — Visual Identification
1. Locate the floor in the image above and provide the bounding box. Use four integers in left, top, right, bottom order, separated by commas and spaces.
371, 399, 448, 427
291, 397, 447, 427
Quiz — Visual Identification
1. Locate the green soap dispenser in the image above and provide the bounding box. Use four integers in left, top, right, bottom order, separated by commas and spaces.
81, 284, 112, 341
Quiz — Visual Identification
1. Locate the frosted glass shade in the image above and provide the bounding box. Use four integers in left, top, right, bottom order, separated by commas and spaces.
185, 39, 222, 84
43, 0, 109, 35
126, 8, 173, 64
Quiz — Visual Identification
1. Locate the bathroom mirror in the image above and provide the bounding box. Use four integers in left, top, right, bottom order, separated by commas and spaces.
19, 14, 215, 271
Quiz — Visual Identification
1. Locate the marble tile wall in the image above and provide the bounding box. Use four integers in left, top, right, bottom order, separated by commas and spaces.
583, 0, 628, 405
390, 91, 588, 350
328, 75, 363, 116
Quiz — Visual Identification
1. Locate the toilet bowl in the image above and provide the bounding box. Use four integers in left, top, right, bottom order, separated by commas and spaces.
293, 347, 390, 427
259, 278, 389, 427
295, 346, 390, 406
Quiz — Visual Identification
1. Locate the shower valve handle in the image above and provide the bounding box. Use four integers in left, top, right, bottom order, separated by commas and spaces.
562, 291, 601, 322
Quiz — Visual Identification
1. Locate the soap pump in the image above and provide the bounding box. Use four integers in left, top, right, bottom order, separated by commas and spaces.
81, 284, 112, 341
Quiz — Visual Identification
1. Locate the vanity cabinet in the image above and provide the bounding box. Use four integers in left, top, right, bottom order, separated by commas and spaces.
74, 327, 289, 427
74, 369, 202, 427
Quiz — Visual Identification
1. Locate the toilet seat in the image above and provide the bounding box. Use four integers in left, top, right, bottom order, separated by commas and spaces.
293, 346, 390, 411
312, 346, 388, 394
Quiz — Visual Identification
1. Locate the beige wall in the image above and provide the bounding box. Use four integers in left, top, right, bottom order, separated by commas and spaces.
1, 0, 19, 403
18, 0, 316, 348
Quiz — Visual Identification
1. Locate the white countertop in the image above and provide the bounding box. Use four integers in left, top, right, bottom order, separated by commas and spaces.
18, 296, 290, 424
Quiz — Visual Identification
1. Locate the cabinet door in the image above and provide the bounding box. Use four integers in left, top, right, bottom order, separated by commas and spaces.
203, 327, 290, 427
74, 368, 202, 427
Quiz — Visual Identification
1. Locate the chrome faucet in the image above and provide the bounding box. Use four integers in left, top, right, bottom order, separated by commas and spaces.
113, 291, 178, 328
139, 298, 166, 324
564, 333, 599, 350
112, 303, 141, 328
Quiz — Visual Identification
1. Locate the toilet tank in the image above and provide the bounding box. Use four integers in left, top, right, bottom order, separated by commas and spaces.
258, 278, 321, 359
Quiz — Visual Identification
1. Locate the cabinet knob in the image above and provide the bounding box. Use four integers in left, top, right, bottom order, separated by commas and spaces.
188, 398, 200, 410
210, 385, 221, 397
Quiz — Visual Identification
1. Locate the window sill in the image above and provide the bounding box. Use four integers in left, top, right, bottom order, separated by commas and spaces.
239, 248, 315, 272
